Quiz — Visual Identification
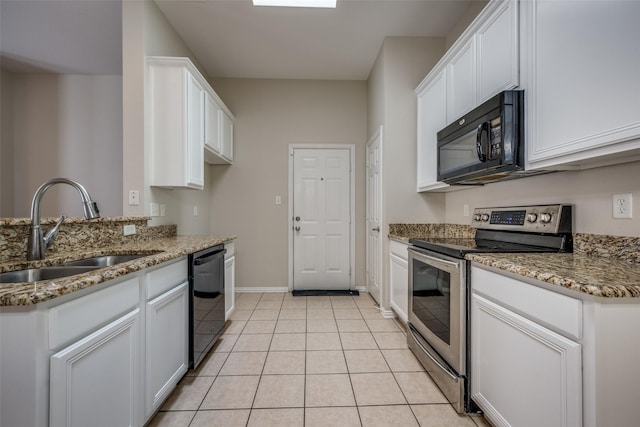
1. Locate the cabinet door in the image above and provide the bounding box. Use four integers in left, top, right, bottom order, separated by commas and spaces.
416, 70, 449, 192
145, 281, 189, 418
204, 92, 221, 155
219, 109, 234, 163
476, 0, 519, 103
471, 293, 582, 427
50, 309, 140, 427
224, 255, 235, 320
446, 37, 476, 120
524, 0, 640, 168
389, 252, 408, 323
186, 73, 205, 188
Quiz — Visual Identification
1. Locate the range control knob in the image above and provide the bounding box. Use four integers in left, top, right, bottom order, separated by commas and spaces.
473, 214, 482, 222
540, 213, 553, 223
481, 213, 490, 222
526, 213, 538, 223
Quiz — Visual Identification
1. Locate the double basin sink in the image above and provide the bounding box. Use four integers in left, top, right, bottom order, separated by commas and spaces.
0, 254, 149, 284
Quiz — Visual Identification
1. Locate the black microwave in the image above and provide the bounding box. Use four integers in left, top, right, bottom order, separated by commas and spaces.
437, 90, 525, 185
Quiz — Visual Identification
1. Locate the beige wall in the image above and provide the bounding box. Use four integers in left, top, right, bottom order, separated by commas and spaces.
445, 0, 489, 49
366, 37, 448, 309
381, 37, 447, 224
0, 70, 14, 217
207, 78, 367, 289
0, 72, 122, 218
445, 161, 640, 237
122, 0, 214, 234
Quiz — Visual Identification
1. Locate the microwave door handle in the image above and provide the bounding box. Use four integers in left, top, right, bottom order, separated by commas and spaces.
476, 122, 489, 162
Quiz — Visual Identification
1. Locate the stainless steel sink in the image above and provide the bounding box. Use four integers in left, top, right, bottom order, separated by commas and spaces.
0, 266, 100, 283
63, 254, 149, 267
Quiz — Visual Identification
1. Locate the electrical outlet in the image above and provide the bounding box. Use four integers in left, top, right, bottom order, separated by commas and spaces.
123, 224, 136, 236
160, 204, 166, 217
128, 190, 139, 206
275, 195, 282, 205
463, 204, 470, 217
613, 193, 632, 219
150, 203, 160, 217
193, 205, 199, 216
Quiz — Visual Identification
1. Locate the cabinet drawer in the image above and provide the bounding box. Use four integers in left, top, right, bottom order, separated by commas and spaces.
389, 240, 408, 260
146, 258, 188, 300
49, 276, 139, 350
471, 265, 582, 340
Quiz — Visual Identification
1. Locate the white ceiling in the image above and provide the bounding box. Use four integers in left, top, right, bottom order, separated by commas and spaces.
0, 0, 477, 80
156, 0, 476, 80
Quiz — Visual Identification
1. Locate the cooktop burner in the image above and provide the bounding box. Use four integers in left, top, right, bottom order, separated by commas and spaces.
409, 205, 573, 259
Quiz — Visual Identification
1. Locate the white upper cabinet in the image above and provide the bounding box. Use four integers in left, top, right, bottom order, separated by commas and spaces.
476, 0, 519, 102
204, 88, 234, 165
522, 0, 640, 169
415, 0, 519, 192
446, 37, 477, 120
416, 70, 449, 192
148, 57, 206, 189
148, 56, 234, 190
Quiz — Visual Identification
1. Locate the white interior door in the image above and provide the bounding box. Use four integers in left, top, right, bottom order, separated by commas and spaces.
366, 129, 382, 304
292, 148, 351, 290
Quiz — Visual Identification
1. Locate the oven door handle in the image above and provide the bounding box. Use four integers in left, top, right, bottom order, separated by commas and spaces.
408, 325, 458, 381
410, 249, 460, 269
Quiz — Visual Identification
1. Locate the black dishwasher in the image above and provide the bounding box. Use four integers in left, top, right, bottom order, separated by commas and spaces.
188, 245, 226, 369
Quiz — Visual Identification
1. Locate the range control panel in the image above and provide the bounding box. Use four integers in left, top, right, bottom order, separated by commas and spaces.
471, 205, 572, 234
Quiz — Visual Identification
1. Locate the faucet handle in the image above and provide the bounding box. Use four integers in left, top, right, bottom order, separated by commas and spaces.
44, 214, 67, 247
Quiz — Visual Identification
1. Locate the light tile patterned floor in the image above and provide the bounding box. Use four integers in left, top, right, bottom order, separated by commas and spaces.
148, 292, 490, 427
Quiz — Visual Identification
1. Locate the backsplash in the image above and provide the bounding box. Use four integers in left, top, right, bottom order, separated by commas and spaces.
0, 217, 177, 262
388, 223, 475, 240
573, 233, 640, 264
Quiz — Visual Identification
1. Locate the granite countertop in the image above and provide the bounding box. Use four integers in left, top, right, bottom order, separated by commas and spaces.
466, 252, 640, 299
0, 235, 235, 306
388, 224, 640, 300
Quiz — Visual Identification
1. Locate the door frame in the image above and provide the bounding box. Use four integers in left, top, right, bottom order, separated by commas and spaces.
288, 144, 356, 291
365, 126, 383, 303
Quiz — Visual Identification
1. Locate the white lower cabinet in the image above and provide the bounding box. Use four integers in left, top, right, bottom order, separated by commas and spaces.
388, 240, 408, 322
1, 257, 190, 427
471, 265, 582, 427
50, 309, 141, 427
224, 242, 236, 320
471, 293, 581, 427
471, 264, 640, 427
145, 281, 189, 418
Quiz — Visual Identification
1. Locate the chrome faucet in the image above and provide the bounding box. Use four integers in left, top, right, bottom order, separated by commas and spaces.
27, 178, 100, 260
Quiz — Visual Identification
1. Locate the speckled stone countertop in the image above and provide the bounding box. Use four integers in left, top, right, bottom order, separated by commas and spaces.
388, 223, 475, 243
466, 252, 640, 299
0, 235, 235, 306
389, 225, 640, 300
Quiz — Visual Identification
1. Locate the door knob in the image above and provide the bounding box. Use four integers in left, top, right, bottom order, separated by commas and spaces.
295, 226, 300, 231
295, 216, 301, 221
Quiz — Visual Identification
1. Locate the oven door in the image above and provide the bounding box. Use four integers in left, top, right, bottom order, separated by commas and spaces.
407, 247, 466, 375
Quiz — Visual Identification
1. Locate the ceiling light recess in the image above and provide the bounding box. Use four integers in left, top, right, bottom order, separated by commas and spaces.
252, 0, 337, 8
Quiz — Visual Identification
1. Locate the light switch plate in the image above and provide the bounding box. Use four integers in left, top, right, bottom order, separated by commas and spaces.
150, 203, 160, 217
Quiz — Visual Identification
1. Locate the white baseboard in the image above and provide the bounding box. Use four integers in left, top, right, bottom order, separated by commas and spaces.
235, 286, 290, 293
355, 286, 367, 292
380, 308, 397, 319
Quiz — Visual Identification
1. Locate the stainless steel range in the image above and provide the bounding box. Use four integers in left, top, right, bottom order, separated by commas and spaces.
407, 204, 572, 414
